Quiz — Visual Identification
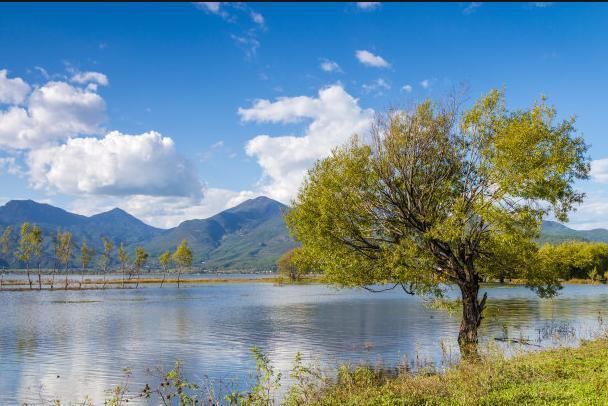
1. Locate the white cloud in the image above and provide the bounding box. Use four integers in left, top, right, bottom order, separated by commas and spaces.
195, 2, 225, 16
239, 85, 374, 202
402, 84, 413, 93
590, 159, 608, 184
355, 50, 390, 68
0, 157, 22, 175
70, 188, 258, 228
362, 78, 391, 95
0, 80, 106, 150
251, 11, 265, 26
231, 32, 260, 58
0, 69, 31, 104
463, 2, 483, 14
70, 71, 109, 86
529, 2, 553, 7
420, 79, 430, 89
320, 59, 341, 73
356, 2, 381, 10
27, 131, 202, 198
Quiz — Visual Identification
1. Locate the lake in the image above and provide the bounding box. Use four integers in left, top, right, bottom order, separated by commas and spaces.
1, 282, 607, 404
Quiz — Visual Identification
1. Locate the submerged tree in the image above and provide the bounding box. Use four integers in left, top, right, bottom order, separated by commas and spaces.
118, 242, 129, 288
80, 241, 95, 289
286, 90, 589, 357
55, 231, 73, 290
133, 247, 148, 288
277, 248, 311, 281
0, 225, 12, 264
15, 223, 34, 289
30, 225, 44, 290
99, 238, 114, 289
0, 226, 11, 289
158, 250, 171, 288
172, 240, 192, 288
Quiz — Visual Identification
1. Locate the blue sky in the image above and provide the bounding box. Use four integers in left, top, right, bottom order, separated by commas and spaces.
0, 2, 607, 228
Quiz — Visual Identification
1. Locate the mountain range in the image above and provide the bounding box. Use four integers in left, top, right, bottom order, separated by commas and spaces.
0, 197, 606, 270
0, 196, 297, 270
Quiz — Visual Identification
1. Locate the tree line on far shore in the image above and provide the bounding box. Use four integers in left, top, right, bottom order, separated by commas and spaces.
0, 223, 193, 290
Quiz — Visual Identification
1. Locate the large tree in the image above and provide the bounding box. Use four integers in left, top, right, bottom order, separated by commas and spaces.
285, 90, 589, 356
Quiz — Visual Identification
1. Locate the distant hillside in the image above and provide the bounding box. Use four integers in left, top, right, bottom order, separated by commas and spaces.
1, 199, 602, 271
143, 196, 298, 270
0, 197, 297, 270
539, 220, 608, 244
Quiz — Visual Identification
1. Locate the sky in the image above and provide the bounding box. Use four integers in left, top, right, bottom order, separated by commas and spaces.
0, 2, 608, 229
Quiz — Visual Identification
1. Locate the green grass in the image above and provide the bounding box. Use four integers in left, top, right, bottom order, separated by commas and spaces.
310, 337, 608, 405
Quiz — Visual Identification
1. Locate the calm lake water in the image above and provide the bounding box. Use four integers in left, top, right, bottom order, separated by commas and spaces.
1, 282, 607, 404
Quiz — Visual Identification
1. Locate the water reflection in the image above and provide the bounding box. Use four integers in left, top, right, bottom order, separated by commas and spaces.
0, 283, 606, 404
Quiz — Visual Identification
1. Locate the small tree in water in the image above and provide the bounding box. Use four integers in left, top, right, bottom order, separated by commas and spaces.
99, 238, 113, 288
133, 246, 148, 288
15, 223, 34, 289
30, 225, 43, 290
158, 250, 171, 288
277, 248, 311, 282
0, 226, 12, 289
172, 240, 192, 288
56, 231, 73, 290
80, 241, 95, 289
118, 242, 129, 288
286, 90, 589, 358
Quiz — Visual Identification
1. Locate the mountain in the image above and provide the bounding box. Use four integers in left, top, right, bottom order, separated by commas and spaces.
0, 200, 163, 267
0, 197, 297, 270
143, 196, 298, 270
540, 220, 608, 244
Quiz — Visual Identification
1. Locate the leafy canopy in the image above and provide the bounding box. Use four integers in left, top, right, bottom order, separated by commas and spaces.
286, 90, 589, 296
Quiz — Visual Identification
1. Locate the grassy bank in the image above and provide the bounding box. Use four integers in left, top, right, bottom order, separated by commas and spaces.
309, 338, 608, 405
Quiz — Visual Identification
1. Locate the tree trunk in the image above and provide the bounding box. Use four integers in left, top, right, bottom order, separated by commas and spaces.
121, 266, 125, 288
27, 265, 32, 290
135, 271, 140, 289
64, 265, 69, 290
177, 270, 181, 288
160, 271, 166, 288
38, 265, 42, 291
457, 277, 487, 360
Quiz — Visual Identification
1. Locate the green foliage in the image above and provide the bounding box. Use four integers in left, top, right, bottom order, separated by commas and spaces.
173, 240, 193, 269
80, 241, 95, 270
30, 225, 43, 267
286, 90, 589, 306
118, 242, 129, 271
134, 246, 149, 272
159, 251, 171, 271
55, 230, 73, 269
284, 352, 323, 406
226, 347, 282, 406
539, 241, 608, 281
15, 223, 33, 267
0, 225, 11, 258
277, 248, 312, 281
99, 237, 114, 273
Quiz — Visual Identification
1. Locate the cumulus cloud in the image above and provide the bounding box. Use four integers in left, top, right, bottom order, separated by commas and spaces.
356, 2, 381, 10
0, 80, 106, 150
402, 84, 413, 93
320, 59, 342, 73
238, 85, 374, 202
0, 69, 31, 104
420, 79, 430, 89
355, 50, 390, 68
70, 71, 109, 87
70, 188, 258, 228
27, 130, 202, 198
